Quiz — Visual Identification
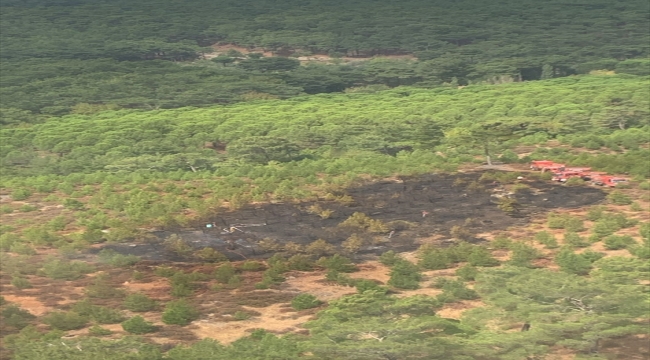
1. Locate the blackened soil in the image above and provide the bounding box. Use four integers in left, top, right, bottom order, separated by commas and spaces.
101, 172, 605, 261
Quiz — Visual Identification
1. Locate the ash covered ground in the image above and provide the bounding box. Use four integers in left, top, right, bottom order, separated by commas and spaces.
99, 172, 605, 261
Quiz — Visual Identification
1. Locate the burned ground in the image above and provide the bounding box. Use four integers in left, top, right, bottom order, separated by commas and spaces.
100, 171, 605, 261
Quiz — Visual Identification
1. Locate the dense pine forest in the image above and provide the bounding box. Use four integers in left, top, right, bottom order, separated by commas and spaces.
0, 0, 649, 359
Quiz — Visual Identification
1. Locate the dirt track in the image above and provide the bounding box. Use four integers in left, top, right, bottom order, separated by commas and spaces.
101, 172, 605, 261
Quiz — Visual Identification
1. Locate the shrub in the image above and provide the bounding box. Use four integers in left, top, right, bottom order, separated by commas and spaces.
467, 247, 500, 266
339, 212, 388, 233
121, 316, 157, 334
123, 293, 157, 312
450, 225, 472, 241
535, 231, 559, 249
355, 279, 384, 293
641, 223, 650, 240
0, 205, 13, 214
232, 311, 252, 321
11, 276, 32, 289
555, 247, 592, 275
341, 233, 364, 255
508, 243, 540, 268
97, 249, 140, 267
194, 247, 227, 263
214, 263, 236, 283
286, 255, 314, 271
88, 325, 113, 336
9, 243, 36, 255
42, 311, 87, 330
170, 272, 195, 297
592, 218, 622, 239
491, 236, 512, 249
10, 188, 32, 201
90, 306, 127, 324
435, 280, 479, 303
239, 260, 265, 272
291, 294, 322, 310
0, 233, 20, 251
154, 266, 177, 277
630, 202, 643, 212
564, 232, 589, 248
1, 305, 35, 330
387, 260, 422, 290
418, 247, 452, 270
162, 300, 200, 326
163, 234, 193, 258
317, 254, 356, 273
456, 264, 479, 281
63, 198, 85, 210
41, 258, 94, 280
85, 275, 125, 299
305, 239, 337, 257
586, 206, 606, 221
608, 191, 633, 205
564, 177, 585, 186
379, 250, 402, 266
603, 235, 636, 250
19, 204, 38, 212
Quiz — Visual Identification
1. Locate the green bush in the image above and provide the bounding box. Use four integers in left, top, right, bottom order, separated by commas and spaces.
239, 260, 265, 272
491, 236, 512, 249
456, 264, 479, 281
214, 263, 236, 283
535, 231, 559, 249
97, 249, 140, 267
194, 247, 228, 263
387, 260, 422, 290
63, 198, 85, 210
121, 316, 157, 334
123, 293, 157, 312
435, 279, 479, 303
0, 233, 20, 251
1, 304, 35, 330
291, 293, 323, 310
564, 232, 589, 248
11, 276, 32, 289
316, 254, 357, 273
467, 246, 500, 266
640, 223, 650, 240
379, 250, 402, 266
603, 235, 636, 250
88, 325, 113, 336
586, 206, 606, 221
10, 188, 32, 201
41, 258, 94, 280
555, 247, 592, 275
170, 272, 196, 297
608, 191, 633, 205
508, 243, 540, 268
286, 255, 314, 271
564, 177, 585, 186
231, 311, 251, 321
418, 247, 452, 270
162, 300, 200, 326
85, 275, 125, 299
355, 279, 384, 293
592, 218, 622, 239
154, 266, 177, 277
19, 204, 38, 212
9, 242, 36, 255
42, 311, 88, 330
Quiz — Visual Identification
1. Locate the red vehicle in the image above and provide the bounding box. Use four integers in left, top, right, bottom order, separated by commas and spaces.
530, 160, 565, 172
552, 171, 587, 182
591, 175, 629, 187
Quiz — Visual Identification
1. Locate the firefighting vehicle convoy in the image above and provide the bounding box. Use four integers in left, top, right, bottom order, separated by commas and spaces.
529, 160, 628, 187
